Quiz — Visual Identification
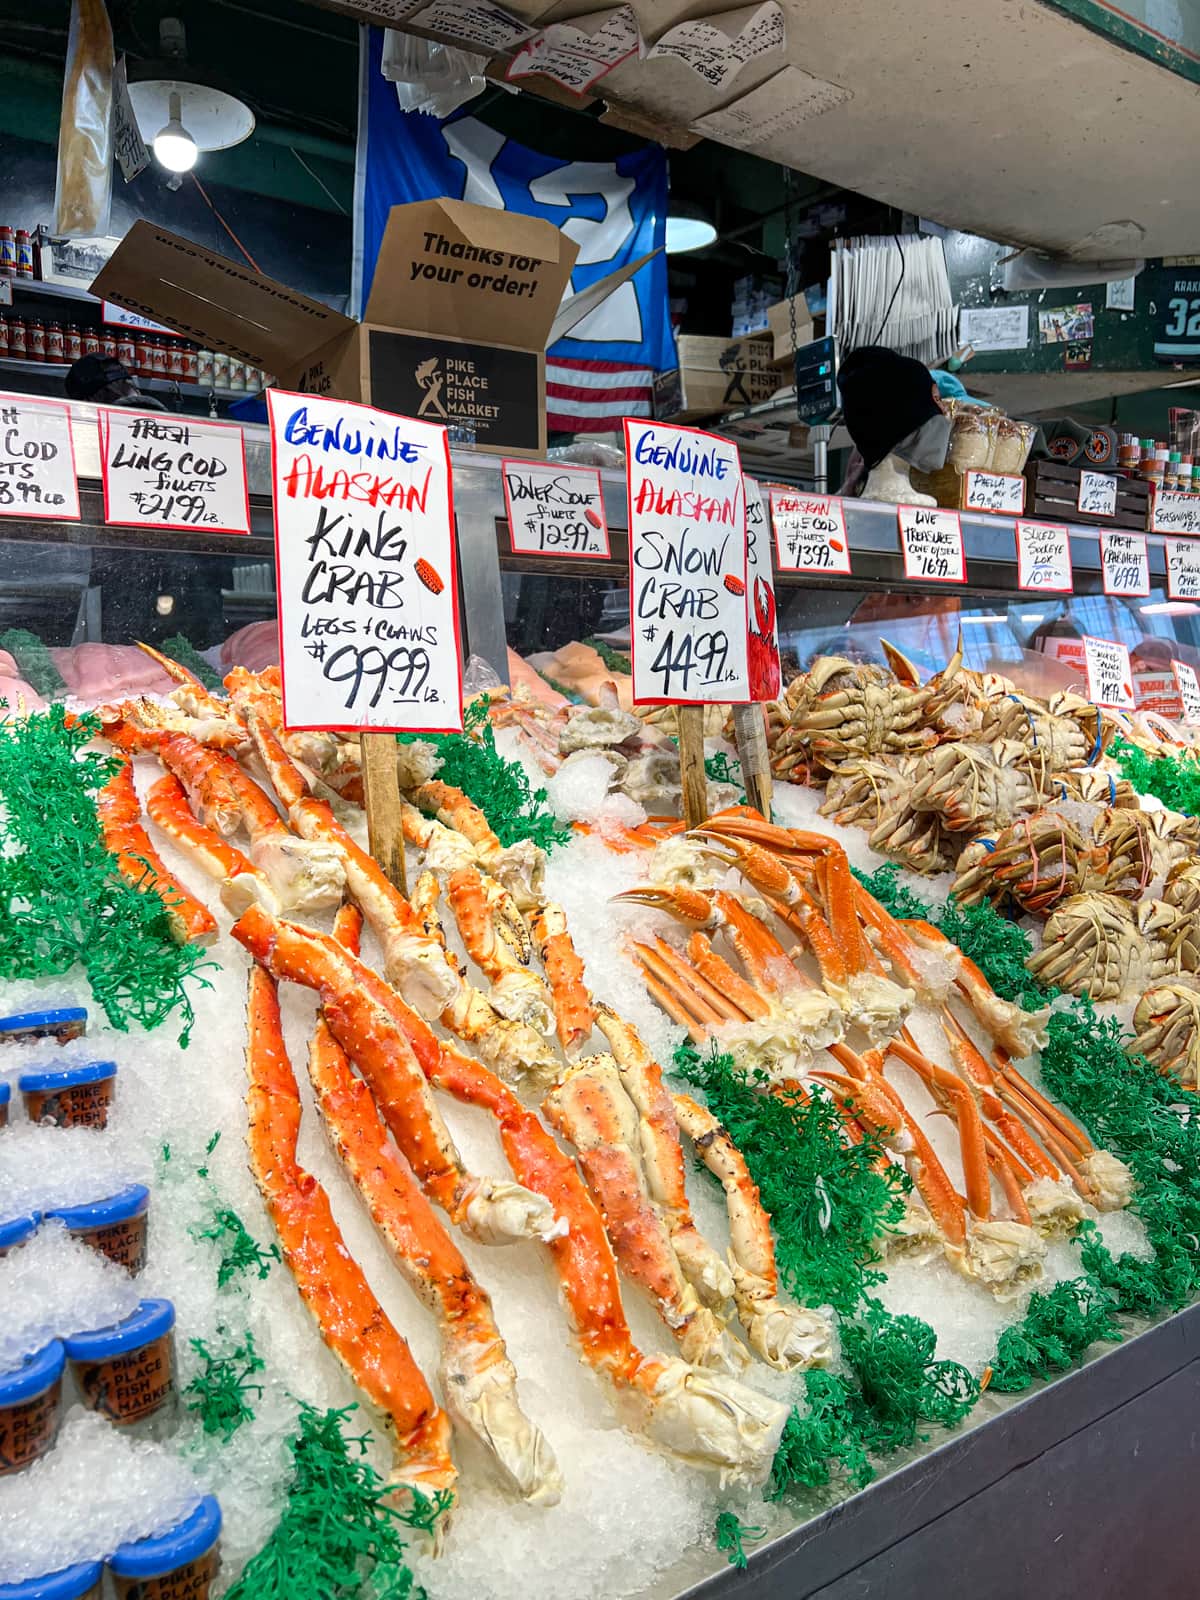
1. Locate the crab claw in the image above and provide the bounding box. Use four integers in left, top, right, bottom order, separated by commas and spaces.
699, 809, 836, 859
612, 885, 717, 926
630, 1358, 789, 1487
690, 829, 800, 902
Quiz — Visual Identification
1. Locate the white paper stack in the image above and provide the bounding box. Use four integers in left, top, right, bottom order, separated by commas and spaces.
829, 234, 958, 367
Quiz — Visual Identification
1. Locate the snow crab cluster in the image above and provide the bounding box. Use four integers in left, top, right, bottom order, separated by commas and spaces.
618, 812, 1133, 1301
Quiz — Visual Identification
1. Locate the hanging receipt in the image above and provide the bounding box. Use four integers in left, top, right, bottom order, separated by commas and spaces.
1083, 635, 1134, 710
770, 491, 851, 574
1165, 537, 1200, 601
898, 504, 966, 583
267, 390, 463, 735
507, 6, 640, 93
1015, 520, 1072, 592
625, 418, 748, 705
0, 395, 80, 521
745, 481, 781, 699
691, 64, 851, 154
403, 0, 535, 51
1173, 659, 1200, 726
1100, 528, 1149, 596
649, 1, 783, 92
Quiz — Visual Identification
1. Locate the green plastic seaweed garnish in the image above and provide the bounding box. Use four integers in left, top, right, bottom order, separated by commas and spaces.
184, 1331, 266, 1439
197, 1204, 280, 1288
714, 1511, 766, 1569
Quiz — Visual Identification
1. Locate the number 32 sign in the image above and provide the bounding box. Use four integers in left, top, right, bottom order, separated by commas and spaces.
1153, 267, 1200, 361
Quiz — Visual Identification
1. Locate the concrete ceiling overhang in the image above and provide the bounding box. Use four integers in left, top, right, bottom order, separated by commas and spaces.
535, 0, 1200, 260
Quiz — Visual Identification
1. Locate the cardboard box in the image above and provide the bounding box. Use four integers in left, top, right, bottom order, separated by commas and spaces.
765, 296, 814, 365
654, 334, 783, 421
93, 201, 650, 456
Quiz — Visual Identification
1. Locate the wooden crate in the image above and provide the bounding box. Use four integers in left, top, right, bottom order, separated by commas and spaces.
1024, 459, 1150, 530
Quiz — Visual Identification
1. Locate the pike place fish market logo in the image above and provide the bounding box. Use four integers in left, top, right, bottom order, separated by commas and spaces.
415, 357, 449, 421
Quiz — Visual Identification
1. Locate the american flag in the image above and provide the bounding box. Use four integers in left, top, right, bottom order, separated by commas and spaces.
546, 356, 656, 434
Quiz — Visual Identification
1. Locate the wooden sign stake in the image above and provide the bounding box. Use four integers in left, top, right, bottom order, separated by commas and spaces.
360, 731, 408, 896
676, 705, 709, 831
731, 703, 773, 820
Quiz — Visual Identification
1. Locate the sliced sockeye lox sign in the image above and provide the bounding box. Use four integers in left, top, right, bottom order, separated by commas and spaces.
1015, 519, 1072, 592
625, 418, 749, 704
267, 388, 463, 735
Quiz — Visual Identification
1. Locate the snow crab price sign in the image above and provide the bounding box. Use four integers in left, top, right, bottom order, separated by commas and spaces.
501, 459, 610, 557
963, 470, 1025, 515
769, 490, 851, 575
267, 389, 463, 735
100, 410, 251, 534
1100, 529, 1150, 597
1083, 634, 1135, 711
1166, 537, 1200, 601
1016, 519, 1072, 592
1173, 659, 1200, 727
897, 505, 966, 583
0, 395, 79, 521
624, 419, 749, 705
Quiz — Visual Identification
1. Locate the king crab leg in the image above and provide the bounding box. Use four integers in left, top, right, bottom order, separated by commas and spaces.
231, 904, 560, 1247
445, 865, 554, 1034
96, 756, 217, 945
412, 779, 544, 911
530, 902, 597, 1057
311, 904, 564, 1506
244, 961, 455, 1507
144, 773, 280, 918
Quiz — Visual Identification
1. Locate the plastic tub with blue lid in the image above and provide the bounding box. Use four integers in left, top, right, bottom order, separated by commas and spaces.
64, 1300, 176, 1430
108, 1495, 222, 1598
0, 1008, 87, 1046
0, 1561, 104, 1600
19, 1061, 116, 1130
0, 1080, 10, 1129
45, 1185, 149, 1275
0, 1341, 65, 1475
0, 1213, 39, 1257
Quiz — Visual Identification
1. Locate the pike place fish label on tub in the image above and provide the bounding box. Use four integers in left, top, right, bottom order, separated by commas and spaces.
267, 389, 464, 735
897, 504, 966, 583
625, 418, 749, 705
502, 459, 610, 557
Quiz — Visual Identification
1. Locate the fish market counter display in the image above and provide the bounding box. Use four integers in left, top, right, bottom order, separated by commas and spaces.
2, 422, 1200, 1599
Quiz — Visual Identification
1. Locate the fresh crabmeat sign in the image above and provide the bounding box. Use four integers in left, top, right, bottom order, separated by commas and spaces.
625, 419, 749, 704
267, 389, 463, 734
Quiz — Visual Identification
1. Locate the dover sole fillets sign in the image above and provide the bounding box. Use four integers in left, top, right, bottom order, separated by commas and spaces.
267, 390, 463, 735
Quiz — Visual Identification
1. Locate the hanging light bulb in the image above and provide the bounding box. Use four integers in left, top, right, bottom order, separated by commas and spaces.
153, 91, 197, 173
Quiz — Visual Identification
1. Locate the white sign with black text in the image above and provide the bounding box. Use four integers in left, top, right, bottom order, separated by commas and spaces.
501, 459, 609, 557
1165, 537, 1200, 601
898, 504, 966, 583
625, 418, 749, 704
963, 470, 1025, 515
1152, 489, 1200, 536
100, 410, 251, 535
1015, 519, 1072, 592
770, 491, 851, 574
1083, 635, 1135, 710
0, 394, 80, 520
1100, 528, 1150, 596
1077, 470, 1119, 518
267, 389, 463, 734
1173, 660, 1200, 726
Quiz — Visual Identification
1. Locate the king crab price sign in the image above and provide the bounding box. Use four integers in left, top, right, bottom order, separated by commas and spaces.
267, 389, 463, 735
897, 504, 966, 583
1083, 634, 1135, 711
625, 418, 748, 704
769, 491, 851, 574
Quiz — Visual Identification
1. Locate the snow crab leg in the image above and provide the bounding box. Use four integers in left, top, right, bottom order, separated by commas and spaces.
244, 961, 455, 1507
97, 756, 217, 945
310, 904, 564, 1506
232, 904, 561, 1246
671, 1093, 832, 1369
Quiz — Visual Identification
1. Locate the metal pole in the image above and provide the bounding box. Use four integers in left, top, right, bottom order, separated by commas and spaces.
811, 424, 832, 494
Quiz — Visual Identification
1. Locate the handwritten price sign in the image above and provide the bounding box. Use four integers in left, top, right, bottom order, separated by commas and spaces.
267, 389, 463, 735
1100, 529, 1150, 596
963, 470, 1025, 515
770, 491, 851, 574
625, 418, 749, 705
100, 410, 250, 534
0, 395, 79, 521
1077, 471, 1118, 518
1015, 519, 1072, 592
1173, 659, 1200, 726
745, 482, 782, 700
1083, 634, 1135, 710
501, 459, 609, 557
1165, 537, 1200, 601
898, 505, 966, 583
1151, 489, 1200, 536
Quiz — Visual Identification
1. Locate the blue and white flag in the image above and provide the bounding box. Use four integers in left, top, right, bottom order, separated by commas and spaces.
357, 29, 674, 431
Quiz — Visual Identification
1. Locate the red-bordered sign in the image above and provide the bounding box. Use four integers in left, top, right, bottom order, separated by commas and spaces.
99, 406, 251, 536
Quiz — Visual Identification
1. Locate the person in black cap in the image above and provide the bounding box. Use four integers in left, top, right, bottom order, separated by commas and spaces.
64, 352, 168, 411
836, 345, 950, 495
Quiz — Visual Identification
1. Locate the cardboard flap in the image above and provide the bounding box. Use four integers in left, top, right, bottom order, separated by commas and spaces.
364, 199, 579, 349
549, 248, 659, 345
91, 222, 354, 371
